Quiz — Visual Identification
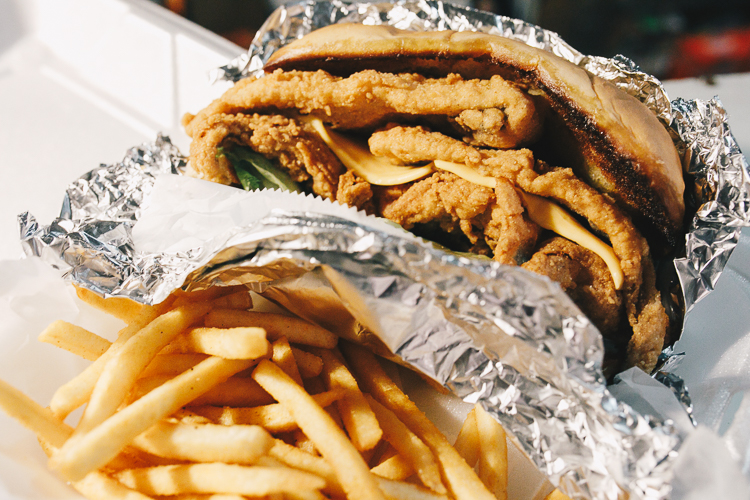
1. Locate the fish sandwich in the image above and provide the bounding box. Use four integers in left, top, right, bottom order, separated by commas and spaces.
182, 24, 686, 374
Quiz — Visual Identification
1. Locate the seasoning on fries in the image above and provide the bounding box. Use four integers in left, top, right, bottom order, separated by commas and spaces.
0, 285, 516, 500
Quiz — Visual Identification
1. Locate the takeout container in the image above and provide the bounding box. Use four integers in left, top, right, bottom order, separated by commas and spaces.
3, 0, 750, 499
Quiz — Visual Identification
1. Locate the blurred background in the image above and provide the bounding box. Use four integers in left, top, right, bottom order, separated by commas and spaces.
155, 0, 750, 80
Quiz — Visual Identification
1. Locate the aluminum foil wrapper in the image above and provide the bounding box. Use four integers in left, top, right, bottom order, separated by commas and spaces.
16, 1, 750, 499
19, 134, 186, 302
671, 98, 750, 312
22, 164, 682, 500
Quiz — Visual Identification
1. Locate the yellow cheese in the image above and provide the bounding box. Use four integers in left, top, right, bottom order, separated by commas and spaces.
306, 118, 433, 186
433, 160, 624, 290
518, 191, 624, 290
433, 160, 496, 188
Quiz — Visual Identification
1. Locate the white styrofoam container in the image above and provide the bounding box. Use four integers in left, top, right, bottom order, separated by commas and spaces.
0, 0, 238, 260
1, 0, 749, 498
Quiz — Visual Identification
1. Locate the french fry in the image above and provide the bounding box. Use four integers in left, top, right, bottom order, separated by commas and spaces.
366, 437, 392, 466
101, 445, 177, 472
474, 404, 508, 500
132, 420, 274, 464
273, 337, 304, 385
376, 477, 451, 500
544, 489, 573, 500
113, 463, 326, 496
0, 379, 165, 500
293, 429, 318, 455
141, 353, 209, 378
75, 286, 147, 324
73, 303, 213, 436
340, 342, 496, 500
0, 378, 72, 448
190, 388, 344, 431
187, 376, 275, 407
370, 454, 415, 481
162, 327, 270, 359
49, 296, 177, 419
313, 347, 383, 452
303, 375, 327, 396
130, 371, 275, 408
3, 284, 526, 500
453, 407, 480, 468
292, 347, 324, 378
209, 290, 253, 309
30, 411, 169, 474
268, 440, 447, 500
301, 376, 346, 429
170, 408, 214, 425
151, 495, 246, 500
265, 439, 345, 497
359, 444, 379, 467
252, 359, 387, 500
205, 309, 338, 348
285, 490, 330, 500
171, 286, 248, 307
73, 470, 155, 500
365, 394, 445, 493
50, 356, 257, 481
38, 320, 112, 361
267, 440, 443, 500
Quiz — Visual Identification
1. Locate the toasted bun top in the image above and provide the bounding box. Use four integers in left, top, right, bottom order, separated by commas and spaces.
266, 24, 685, 250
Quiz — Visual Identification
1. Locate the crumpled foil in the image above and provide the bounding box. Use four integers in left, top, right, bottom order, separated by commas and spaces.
19, 134, 186, 302
671, 97, 750, 312
16, 1, 750, 499
24, 164, 682, 500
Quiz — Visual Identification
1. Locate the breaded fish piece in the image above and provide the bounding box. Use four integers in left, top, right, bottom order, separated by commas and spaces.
184, 113, 343, 200
183, 70, 542, 149
523, 237, 622, 338
367, 124, 667, 372
375, 172, 540, 265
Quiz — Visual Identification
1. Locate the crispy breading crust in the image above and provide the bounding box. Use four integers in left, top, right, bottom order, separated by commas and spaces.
183, 112, 343, 200
266, 24, 685, 250
375, 172, 540, 265
184, 70, 542, 150
522, 237, 622, 338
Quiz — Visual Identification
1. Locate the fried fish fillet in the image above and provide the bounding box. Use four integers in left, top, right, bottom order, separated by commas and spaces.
375, 171, 541, 265
185, 70, 542, 146
183, 112, 343, 200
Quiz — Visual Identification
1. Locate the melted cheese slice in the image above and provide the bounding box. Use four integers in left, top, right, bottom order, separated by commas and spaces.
434, 160, 624, 290
306, 118, 433, 185
519, 191, 624, 290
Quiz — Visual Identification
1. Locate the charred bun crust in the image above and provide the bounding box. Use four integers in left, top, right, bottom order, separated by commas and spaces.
266, 24, 685, 250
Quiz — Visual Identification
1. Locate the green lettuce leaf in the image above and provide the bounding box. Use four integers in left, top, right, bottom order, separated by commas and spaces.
217, 147, 301, 193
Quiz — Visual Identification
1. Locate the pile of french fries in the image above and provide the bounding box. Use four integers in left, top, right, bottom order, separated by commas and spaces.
0, 284, 570, 500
